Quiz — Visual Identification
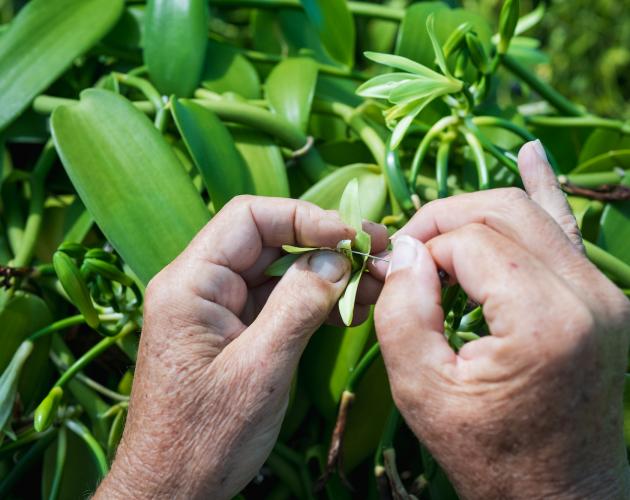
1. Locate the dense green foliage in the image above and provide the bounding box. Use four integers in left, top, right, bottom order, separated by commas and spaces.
1, 0, 630, 498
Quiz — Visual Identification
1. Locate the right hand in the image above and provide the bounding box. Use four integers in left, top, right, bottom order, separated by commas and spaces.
372, 141, 630, 498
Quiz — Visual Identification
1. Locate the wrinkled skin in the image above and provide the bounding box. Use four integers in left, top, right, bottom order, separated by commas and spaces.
371, 141, 630, 499
95, 196, 387, 499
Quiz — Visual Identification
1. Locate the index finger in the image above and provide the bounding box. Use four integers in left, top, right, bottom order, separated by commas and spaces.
186, 195, 356, 272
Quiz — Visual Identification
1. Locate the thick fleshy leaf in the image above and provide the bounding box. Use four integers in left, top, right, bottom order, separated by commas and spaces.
202, 40, 261, 99
597, 173, 630, 264
265, 57, 319, 132
232, 129, 291, 197
0, 0, 124, 130
172, 98, 254, 210
144, 0, 208, 96
300, 164, 387, 222
51, 89, 209, 284
0, 340, 33, 432
301, 318, 373, 420
0, 291, 52, 412
299, 0, 355, 67
364, 51, 443, 79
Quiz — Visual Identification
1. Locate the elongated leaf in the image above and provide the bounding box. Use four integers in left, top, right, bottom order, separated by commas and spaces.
51, 89, 209, 284
364, 51, 443, 79
232, 128, 291, 197
266, 57, 319, 133
356, 73, 418, 99
265, 253, 301, 277
144, 0, 208, 96
0, 0, 124, 130
426, 15, 451, 76
202, 40, 261, 99
299, 0, 355, 67
282, 245, 320, 254
172, 99, 254, 210
338, 268, 364, 326
301, 164, 386, 223
0, 340, 33, 432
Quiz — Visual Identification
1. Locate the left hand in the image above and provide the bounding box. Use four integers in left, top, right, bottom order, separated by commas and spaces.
95, 195, 387, 499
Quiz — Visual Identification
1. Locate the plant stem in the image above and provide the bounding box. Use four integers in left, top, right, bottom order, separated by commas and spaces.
385, 141, 416, 215
464, 121, 521, 175
347, 342, 381, 392
526, 115, 630, 134
0, 427, 54, 460
11, 140, 56, 267
52, 322, 136, 390
239, 48, 368, 81
65, 419, 109, 477
500, 54, 584, 117
33, 95, 154, 115
563, 170, 626, 188
461, 127, 490, 189
584, 241, 630, 289
27, 313, 123, 342
49, 426, 67, 500
208, 0, 405, 20
409, 115, 458, 187
436, 139, 452, 198
311, 99, 386, 167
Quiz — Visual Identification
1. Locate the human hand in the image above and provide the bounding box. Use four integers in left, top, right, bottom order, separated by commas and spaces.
372, 141, 630, 498
95, 196, 387, 500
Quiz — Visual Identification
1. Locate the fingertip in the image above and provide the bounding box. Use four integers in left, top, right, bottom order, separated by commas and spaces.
367, 251, 390, 281
518, 139, 555, 183
362, 220, 389, 253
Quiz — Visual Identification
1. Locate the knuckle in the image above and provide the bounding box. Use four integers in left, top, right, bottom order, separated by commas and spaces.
499, 186, 529, 202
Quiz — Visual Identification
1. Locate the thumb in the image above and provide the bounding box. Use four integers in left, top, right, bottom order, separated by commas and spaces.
518, 140, 585, 252
242, 250, 351, 357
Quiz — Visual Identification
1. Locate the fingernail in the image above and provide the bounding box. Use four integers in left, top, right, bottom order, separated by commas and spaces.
388, 235, 417, 276
531, 139, 548, 162
308, 251, 348, 282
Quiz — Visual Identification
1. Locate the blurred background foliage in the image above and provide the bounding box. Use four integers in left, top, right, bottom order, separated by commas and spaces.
465, 0, 630, 118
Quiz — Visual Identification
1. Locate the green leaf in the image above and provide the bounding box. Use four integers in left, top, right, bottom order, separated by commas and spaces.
0, 291, 52, 412
144, 0, 208, 96
51, 89, 209, 284
282, 245, 320, 254
202, 40, 261, 99
265, 57, 319, 133
265, 253, 301, 277
0, 340, 33, 432
0, 0, 124, 130
338, 268, 365, 326
339, 178, 371, 254
426, 14, 451, 77
172, 98, 254, 210
300, 164, 387, 222
299, 0, 355, 67
356, 73, 418, 99
498, 0, 520, 55
301, 317, 374, 420
597, 173, 630, 264
232, 128, 291, 197
364, 51, 444, 79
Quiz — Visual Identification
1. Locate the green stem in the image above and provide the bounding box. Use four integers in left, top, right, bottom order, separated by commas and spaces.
584, 241, 630, 289
311, 99, 386, 167
27, 313, 123, 342
113, 73, 166, 130
238, 48, 368, 81
563, 170, 626, 188
0, 428, 54, 460
464, 122, 520, 175
49, 426, 67, 500
11, 140, 56, 267
208, 0, 405, 20
65, 419, 108, 477
525, 115, 630, 134
53, 322, 136, 390
471, 115, 560, 173
0, 429, 57, 497
500, 54, 585, 117
436, 139, 452, 199
461, 127, 490, 189
33, 95, 154, 115
409, 115, 458, 186
347, 342, 380, 393
385, 140, 416, 216
74, 372, 130, 402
